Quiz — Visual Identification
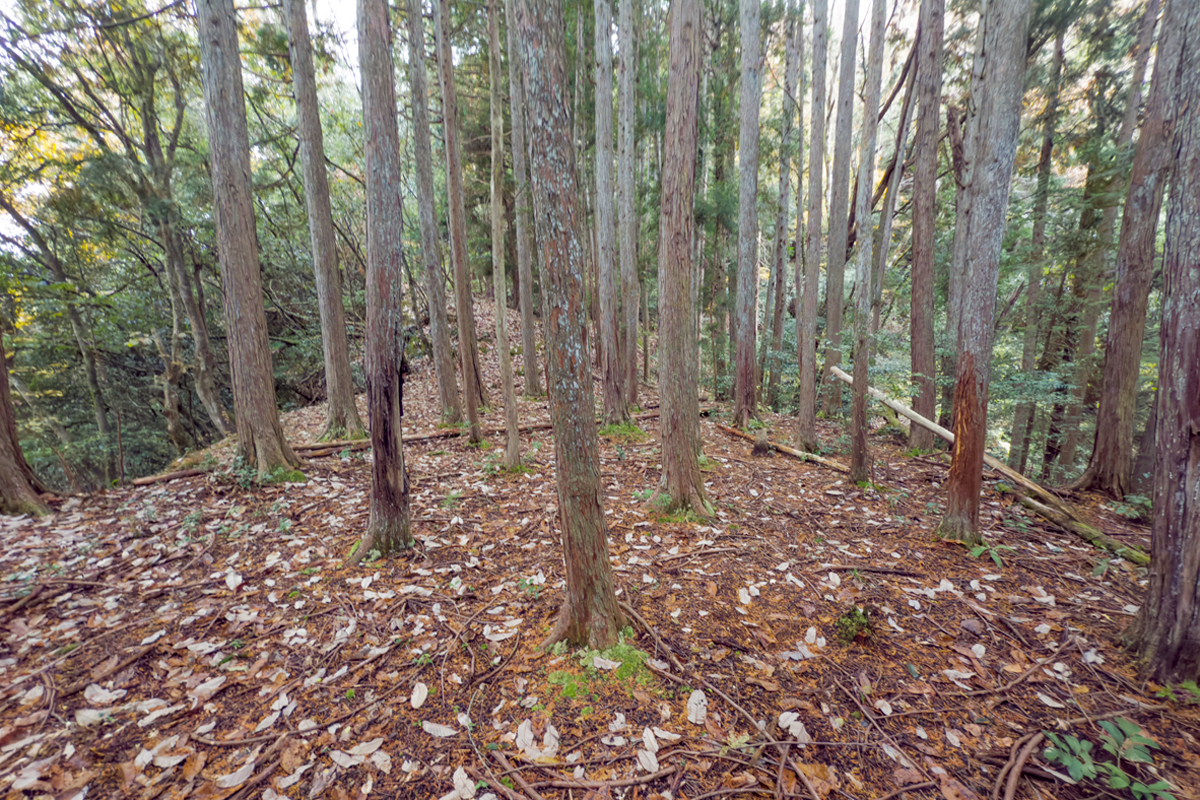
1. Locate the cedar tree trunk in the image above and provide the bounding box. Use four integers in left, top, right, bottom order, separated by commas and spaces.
351, 0, 412, 562
935, 0, 1031, 544
515, 0, 624, 649
618, 0, 639, 406
733, 0, 762, 427
283, 0, 365, 442
595, 0, 625, 423
0, 330, 47, 516
797, 0, 826, 451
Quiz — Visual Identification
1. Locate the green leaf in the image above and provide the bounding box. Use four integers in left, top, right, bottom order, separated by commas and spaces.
1107, 769, 1131, 789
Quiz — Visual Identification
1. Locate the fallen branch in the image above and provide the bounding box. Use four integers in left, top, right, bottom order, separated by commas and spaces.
715, 424, 849, 473
828, 366, 1147, 563
131, 469, 205, 486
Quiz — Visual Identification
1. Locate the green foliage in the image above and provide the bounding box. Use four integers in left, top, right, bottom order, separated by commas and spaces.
968, 542, 1016, 568
597, 420, 646, 442
440, 490, 464, 509
1108, 494, 1153, 523
835, 605, 873, 642
1044, 720, 1175, 800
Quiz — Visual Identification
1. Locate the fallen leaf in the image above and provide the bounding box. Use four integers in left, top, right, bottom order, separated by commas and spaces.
411, 683, 428, 709
1036, 692, 1066, 709
939, 775, 982, 800
421, 721, 457, 738
637, 749, 659, 773
747, 677, 780, 692
687, 690, 707, 724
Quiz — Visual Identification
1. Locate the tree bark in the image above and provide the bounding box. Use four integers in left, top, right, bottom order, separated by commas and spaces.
1058, 1, 1160, 477
435, 0, 486, 442
935, 0, 1031, 544
849, 0, 886, 485
514, 0, 624, 650
820, 0, 859, 417
797, 0, 826, 452
618, 0, 639, 407
405, 0, 463, 425
767, 2, 801, 411
655, 0, 707, 517
594, 0, 625, 424
733, 0, 762, 427
1008, 31, 1063, 473
872, 62, 915, 335
491, 0, 522, 468
1074, 0, 1180, 499
196, 0, 297, 478
1128, 5, 1200, 681
283, 0, 365, 442
506, 0, 542, 399
350, 0, 413, 562
909, 0, 942, 453
0, 330, 47, 516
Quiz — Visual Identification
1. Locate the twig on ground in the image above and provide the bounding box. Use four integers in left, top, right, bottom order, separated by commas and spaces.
1003, 732, 1045, 800
494, 751, 547, 800
619, 600, 686, 673
873, 781, 937, 800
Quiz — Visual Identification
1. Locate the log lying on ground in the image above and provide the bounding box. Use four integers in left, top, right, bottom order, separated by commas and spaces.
829, 366, 1148, 564
132, 469, 206, 486
716, 424, 850, 473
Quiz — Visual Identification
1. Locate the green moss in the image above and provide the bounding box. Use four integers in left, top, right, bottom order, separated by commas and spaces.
263, 467, 306, 484
578, 638, 653, 685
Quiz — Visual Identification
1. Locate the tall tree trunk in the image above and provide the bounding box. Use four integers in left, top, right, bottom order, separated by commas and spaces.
350, 0, 412, 562
491, 0, 521, 468
767, 2, 801, 410
283, 0, 365, 442
196, 0, 297, 478
849, 0, 886, 485
506, 0, 542, 398
435, 0, 486, 442
1059, 0, 1160, 477
618, 0, 638, 406
1008, 31, 1063, 472
733, 0, 762, 427
909, 0, 942, 453
515, 0, 623, 650
0, 329, 47, 516
872, 62, 915, 335
1128, 6, 1200, 682
595, 0, 625, 423
655, 0, 707, 516
797, 0, 826, 451
936, 0, 1031, 544
1074, 0, 1179, 499
938, 101, 966, 430
820, 0, 859, 416
405, 0, 463, 424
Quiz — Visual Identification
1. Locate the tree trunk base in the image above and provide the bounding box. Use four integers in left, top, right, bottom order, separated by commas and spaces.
347, 521, 414, 566
934, 514, 984, 545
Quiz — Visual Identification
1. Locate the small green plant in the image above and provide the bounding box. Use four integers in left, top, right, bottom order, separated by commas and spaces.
968, 542, 1016, 568
835, 605, 873, 642
415, 652, 434, 667
1108, 494, 1153, 523
1044, 719, 1175, 800
598, 420, 646, 442
633, 488, 654, 502
441, 490, 464, 509
1152, 680, 1200, 705
518, 577, 542, 600
278, 518, 293, 532
345, 689, 356, 700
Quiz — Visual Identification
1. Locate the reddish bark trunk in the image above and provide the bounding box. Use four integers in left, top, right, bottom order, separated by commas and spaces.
0, 330, 47, 516
732, 0, 762, 427
797, 0, 826, 452
514, 0, 623, 649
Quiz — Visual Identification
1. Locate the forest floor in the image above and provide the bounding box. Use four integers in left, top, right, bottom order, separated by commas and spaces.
2, 302, 1197, 800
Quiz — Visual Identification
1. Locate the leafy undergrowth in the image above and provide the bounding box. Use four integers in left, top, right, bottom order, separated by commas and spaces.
2, 307, 1199, 800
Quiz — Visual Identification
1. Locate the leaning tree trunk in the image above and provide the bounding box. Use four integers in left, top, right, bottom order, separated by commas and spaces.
435, 0, 485, 442
909, 0, 943, 453
1074, 0, 1182, 499
936, 0, 1031, 544
490, 0, 521, 468
515, 0, 624, 650
1128, 6, 1200, 682
405, 0, 463, 425
506, 0, 542, 398
0, 330, 47, 516
1058, 0, 1160, 476
732, 0, 762, 427
595, 0, 625, 424
618, 0, 638, 406
283, 0, 365, 442
654, 0, 707, 517
797, 0, 826, 452
820, 0, 860, 417
196, 0, 298, 479
350, 0, 412, 563
849, 0, 886, 485
1008, 31, 1063, 473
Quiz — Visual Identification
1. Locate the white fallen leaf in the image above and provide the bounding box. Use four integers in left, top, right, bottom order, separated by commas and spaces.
609, 713, 627, 732
601, 735, 626, 746
422, 721, 457, 738
188, 676, 227, 709
945, 728, 962, 748
330, 750, 364, 768
350, 738, 384, 756
592, 656, 622, 670
370, 750, 392, 774
452, 766, 476, 799
411, 683, 428, 709
971, 644, 986, 659
778, 711, 811, 746
84, 684, 126, 705
140, 629, 167, 646
651, 727, 681, 742
214, 747, 261, 788
941, 669, 975, 689
278, 761, 314, 789
636, 749, 659, 773
687, 690, 707, 724
827, 572, 841, 588
255, 711, 280, 732
874, 699, 893, 716
642, 727, 659, 753
1037, 692, 1066, 709
738, 587, 752, 605
139, 704, 184, 727
225, 571, 243, 592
